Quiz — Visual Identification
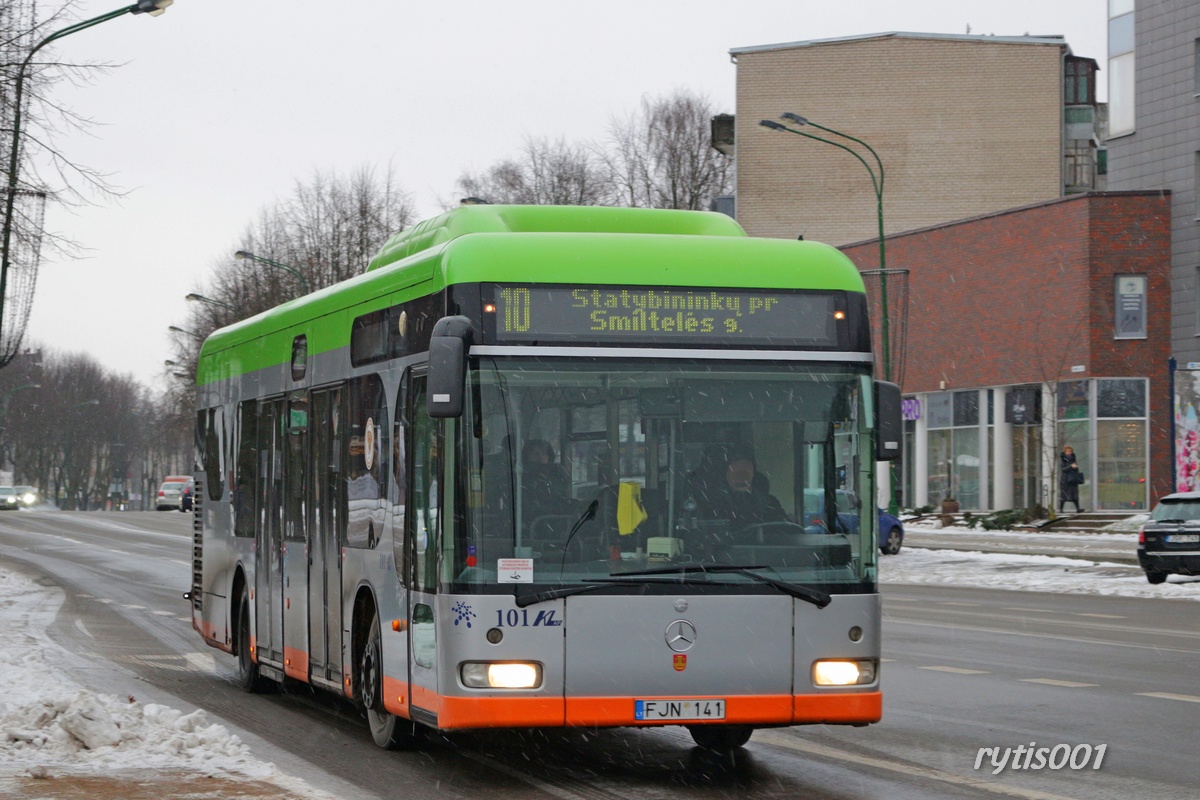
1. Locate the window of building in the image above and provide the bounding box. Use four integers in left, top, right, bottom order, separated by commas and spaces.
1194, 38, 1200, 95
1095, 378, 1147, 510
1107, 1, 1136, 137
1064, 57, 1096, 105
1114, 275, 1147, 339
926, 390, 981, 509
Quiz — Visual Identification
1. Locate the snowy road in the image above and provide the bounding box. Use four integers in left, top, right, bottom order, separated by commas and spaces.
1, 510, 1198, 800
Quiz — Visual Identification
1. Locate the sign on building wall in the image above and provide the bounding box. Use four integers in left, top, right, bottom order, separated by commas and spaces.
1176, 368, 1200, 491
1115, 275, 1147, 339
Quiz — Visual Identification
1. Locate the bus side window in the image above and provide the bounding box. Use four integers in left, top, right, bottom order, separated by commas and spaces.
409, 374, 440, 593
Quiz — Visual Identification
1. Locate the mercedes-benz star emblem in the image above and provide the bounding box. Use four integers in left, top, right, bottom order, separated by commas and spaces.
665, 619, 697, 652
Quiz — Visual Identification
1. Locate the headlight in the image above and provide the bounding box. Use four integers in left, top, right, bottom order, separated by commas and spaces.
460, 661, 542, 689
812, 659, 877, 686
21, 493, 35, 505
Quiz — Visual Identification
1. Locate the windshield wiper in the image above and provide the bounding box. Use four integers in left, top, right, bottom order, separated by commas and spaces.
515, 581, 611, 608
516, 564, 831, 609
613, 563, 832, 608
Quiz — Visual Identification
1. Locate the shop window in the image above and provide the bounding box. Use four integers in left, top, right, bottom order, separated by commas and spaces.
1097, 379, 1145, 418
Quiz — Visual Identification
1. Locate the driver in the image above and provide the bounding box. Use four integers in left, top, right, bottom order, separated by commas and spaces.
707, 448, 787, 526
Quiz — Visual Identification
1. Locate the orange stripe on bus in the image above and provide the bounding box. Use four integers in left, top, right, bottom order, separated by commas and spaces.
283, 647, 309, 681
794, 691, 881, 724
421, 692, 881, 731
438, 695, 565, 729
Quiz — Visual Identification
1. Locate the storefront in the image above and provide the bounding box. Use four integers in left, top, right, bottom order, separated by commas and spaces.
901, 379, 1150, 512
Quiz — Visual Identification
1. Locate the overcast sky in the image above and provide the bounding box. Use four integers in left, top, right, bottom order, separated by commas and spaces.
21, 0, 1107, 387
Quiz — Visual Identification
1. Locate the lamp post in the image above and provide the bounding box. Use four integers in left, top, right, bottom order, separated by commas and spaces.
185, 292, 235, 311
760, 115, 898, 513
168, 325, 202, 340
234, 250, 310, 294
0, 1, 174, 357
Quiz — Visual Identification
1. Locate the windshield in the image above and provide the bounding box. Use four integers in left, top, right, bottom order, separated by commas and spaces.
447, 356, 877, 593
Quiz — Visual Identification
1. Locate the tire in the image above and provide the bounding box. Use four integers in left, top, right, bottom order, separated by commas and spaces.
1144, 569, 1168, 585
688, 724, 754, 751
881, 526, 903, 555
361, 608, 417, 749
236, 593, 272, 693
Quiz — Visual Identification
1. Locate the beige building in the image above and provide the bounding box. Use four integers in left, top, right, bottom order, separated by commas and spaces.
730, 32, 1100, 249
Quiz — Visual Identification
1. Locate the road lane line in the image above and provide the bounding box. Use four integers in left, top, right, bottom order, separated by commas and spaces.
937, 602, 981, 606
1137, 692, 1200, 703
920, 666, 989, 674
1073, 613, 1125, 619
1020, 678, 1098, 688
754, 731, 1085, 800
888, 618, 1200, 656
1002, 607, 1056, 613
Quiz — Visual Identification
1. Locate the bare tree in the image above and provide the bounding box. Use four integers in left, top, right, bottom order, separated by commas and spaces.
603, 89, 732, 210
455, 137, 612, 206
168, 164, 417, 369
2, 1, 126, 368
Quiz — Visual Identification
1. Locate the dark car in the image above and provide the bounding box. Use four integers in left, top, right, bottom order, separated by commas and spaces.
803, 489, 905, 555
0, 486, 19, 510
1137, 491, 1200, 584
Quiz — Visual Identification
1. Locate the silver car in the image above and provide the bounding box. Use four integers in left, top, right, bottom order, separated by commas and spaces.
155, 476, 194, 511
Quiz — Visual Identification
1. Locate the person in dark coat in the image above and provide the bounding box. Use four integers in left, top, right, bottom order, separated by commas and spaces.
706, 448, 787, 526
1059, 445, 1083, 513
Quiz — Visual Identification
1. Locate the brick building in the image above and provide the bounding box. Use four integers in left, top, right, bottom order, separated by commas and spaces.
840, 192, 1172, 512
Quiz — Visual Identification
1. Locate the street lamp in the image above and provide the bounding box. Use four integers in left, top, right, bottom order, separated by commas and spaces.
185, 292, 235, 311
760, 114, 898, 513
168, 325, 202, 340
234, 250, 310, 294
0, 2, 174, 357
758, 115, 892, 381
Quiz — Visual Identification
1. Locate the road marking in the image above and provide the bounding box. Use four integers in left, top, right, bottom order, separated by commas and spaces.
151, 610, 174, 617
116, 654, 214, 673
885, 596, 919, 602
1073, 613, 1125, 619
123, 604, 146, 610
1002, 607, 1055, 613
94, 598, 113, 604
889, 618, 1200, 655
937, 602, 980, 607
755, 731, 1085, 800
920, 666, 989, 675
1137, 692, 1200, 703
881, 658, 896, 662
1020, 678, 1098, 688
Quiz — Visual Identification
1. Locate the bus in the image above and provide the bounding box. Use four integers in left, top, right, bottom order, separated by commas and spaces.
188, 204, 901, 752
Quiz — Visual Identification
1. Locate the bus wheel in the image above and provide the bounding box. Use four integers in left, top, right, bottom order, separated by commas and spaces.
236, 593, 271, 693
688, 724, 754, 751
362, 609, 416, 749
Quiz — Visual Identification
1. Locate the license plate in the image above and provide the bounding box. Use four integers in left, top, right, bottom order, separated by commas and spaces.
1166, 534, 1200, 543
635, 699, 725, 721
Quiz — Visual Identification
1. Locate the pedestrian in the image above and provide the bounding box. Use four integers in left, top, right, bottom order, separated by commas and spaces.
1059, 445, 1084, 513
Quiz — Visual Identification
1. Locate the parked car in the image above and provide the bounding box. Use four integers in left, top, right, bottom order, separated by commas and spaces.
802, 488, 905, 554
1137, 491, 1200, 584
0, 486, 19, 510
156, 476, 194, 511
14, 485, 39, 508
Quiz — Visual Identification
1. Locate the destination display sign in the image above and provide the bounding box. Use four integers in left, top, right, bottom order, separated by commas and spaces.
485, 284, 843, 347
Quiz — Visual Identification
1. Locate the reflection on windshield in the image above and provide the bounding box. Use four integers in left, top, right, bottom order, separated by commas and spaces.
452, 357, 876, 591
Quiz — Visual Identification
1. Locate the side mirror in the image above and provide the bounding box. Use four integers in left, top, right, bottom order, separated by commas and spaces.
427, 316, 474, 418
874, 380, 902, 461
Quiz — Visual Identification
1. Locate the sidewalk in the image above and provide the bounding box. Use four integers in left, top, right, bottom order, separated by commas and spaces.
901, 514, 1143, 565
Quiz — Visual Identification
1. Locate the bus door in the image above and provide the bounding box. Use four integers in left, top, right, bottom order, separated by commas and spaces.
308, 386, 345, 686
254, 397, 286, 666
408, 373, 441, 718
281, 391, 310, 680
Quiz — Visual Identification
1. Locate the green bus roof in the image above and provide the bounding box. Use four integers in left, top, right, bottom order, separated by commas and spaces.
197, 205, 866, 383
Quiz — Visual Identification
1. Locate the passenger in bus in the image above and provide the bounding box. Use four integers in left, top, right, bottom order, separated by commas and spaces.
521, 439, 570, 520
